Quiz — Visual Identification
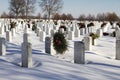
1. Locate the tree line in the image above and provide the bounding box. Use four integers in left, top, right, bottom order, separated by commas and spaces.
52, 12, 120, 21
1, 0, 63, 20
0, 0, 120, 21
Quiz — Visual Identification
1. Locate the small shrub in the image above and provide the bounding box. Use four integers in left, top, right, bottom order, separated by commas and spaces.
10, 21, 16, 30
87, 22, 94, 27
89, 33, 99, 40
27, 24, 30, 28
78, 23, 85, 29
112, 31, 116, 37
32, 21, 36, 31
101, 22, 107, 28
21, 21, 23, 24
89, 33, 99, 45
110, 21, 113, 26
32, 24, 36, 31
116, 22, 120, 27
54, 21, 57, 25
103, 32, 109, 36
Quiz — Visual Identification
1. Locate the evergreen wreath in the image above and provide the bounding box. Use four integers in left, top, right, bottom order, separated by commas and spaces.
32, 21, 37, 31
53, 32, 68, 54
101, 22, 107, 28
87, 22, 94, 27
89, 33, 99, 45
78, 23, 85, 29
10, 21, 16, 30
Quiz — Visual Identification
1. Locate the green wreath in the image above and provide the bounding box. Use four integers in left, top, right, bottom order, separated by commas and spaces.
53, 32, 68, 54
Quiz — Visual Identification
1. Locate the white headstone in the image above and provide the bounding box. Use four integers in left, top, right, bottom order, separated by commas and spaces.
36, 28, 40, 36
74, 29, 80, 37
40, 31, 46, 42
59, 28, 64, 33
4, 25, 8, 32
22, 42, 32, 68
80, 28, 85, 35
16, 25, 19, 32
46, 27, 51, 35
116, 40, 120, 60
23, 33, 31, 43
11, 28, 16, 37
0, 37, 6, 56
0, 27, 4, 35
68, 31, 74, 40
116, 27, 120, 40
6, 31, 12, 42
88, 27, 93, 33
50, 29, 55, 37
83, 36, 92, 51
96, 29, 103, 37
45, 37, 56, 55
85, 27, 88, 34
74, 41, 85, 64
24, 25, 28, 33
116, 28, 120, 60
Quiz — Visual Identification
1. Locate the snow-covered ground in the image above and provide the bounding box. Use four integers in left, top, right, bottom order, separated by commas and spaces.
0, 28, 120, 80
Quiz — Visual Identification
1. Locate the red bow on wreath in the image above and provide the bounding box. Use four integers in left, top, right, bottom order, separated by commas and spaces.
55, 39, 61, 45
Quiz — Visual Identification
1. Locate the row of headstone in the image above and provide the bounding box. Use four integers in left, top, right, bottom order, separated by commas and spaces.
0, 24, 18, 35
35, 20, 106, 42
44, 27, 120, 64
45, 36, 85, 64
1, 20, 115, 36
1, 20, 120, 68
0, 28, 18, 43
34, 25, 58, 42
0, 21, 17, 56
0, 30, 33, 68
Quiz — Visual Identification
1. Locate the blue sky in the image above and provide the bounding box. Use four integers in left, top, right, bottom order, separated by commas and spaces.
0, 0, 120, 18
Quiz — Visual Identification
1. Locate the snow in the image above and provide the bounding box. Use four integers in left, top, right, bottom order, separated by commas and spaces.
0, 27, 120, 80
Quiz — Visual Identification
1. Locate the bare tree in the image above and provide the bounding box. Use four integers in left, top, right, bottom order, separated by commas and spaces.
106, 12, 119, 21
9, 0, 25, 18
61, 13, 67, 20
52, 13, 61, 20
43, 14, 47, 20
1, 12, 8, 18
96, 13, 107, 21
96, 12, 119, 21
24, 0, 36, 19
86, 14, 95, 21
78, 14, 86, 21
67, 13, 74, 20
39, 0, 63, 20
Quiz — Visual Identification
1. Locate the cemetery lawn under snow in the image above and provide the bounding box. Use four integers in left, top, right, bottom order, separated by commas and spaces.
0, 28, 120, 80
